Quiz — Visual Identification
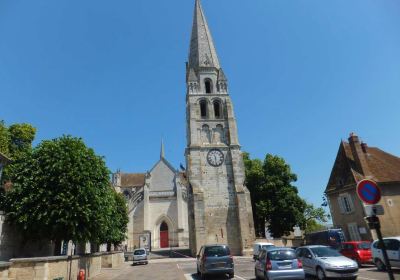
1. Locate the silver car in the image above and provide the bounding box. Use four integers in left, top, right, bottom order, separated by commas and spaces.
296, 245, 358, 280
132, 248, 148, 265
255, 247, 305, 280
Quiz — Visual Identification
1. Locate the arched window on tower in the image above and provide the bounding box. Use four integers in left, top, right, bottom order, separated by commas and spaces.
205, 79, 212, 94
213, 100, 222, 119
200, 100, 207, 118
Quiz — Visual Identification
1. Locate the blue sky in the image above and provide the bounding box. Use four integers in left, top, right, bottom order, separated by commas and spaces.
1, 0, 399, 208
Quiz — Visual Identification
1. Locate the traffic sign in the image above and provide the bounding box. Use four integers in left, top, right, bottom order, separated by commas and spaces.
357, 179, 381, 204
364, 204, 384, 216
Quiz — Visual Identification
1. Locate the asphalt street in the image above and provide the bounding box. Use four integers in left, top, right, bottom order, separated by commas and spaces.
91, 257, 400, 280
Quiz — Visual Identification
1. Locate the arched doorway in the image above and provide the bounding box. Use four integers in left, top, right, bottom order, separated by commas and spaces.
159, 222, 169, 248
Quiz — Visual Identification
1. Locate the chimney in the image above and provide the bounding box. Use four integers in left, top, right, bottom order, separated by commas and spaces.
348, 133, 370, 176
361, 142, 368, 153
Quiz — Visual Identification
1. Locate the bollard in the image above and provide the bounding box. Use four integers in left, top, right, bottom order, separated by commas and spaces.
77, 269, 85, 280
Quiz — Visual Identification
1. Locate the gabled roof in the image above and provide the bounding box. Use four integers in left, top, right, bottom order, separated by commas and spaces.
188, 0, 221, 69
326, 140, 400, 192
149, 157, 177, 175
342, 142, 400, 183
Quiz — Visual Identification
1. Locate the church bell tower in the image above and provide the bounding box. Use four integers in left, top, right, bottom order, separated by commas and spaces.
185, 0, 255, 256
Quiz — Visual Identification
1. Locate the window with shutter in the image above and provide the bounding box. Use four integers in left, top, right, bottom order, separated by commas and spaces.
337, 197, 345, 214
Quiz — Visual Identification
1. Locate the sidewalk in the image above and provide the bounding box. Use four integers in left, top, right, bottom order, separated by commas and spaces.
90, 262, 131, 280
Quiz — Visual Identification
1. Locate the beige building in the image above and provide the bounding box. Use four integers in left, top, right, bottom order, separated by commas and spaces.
325, 133, 400, 241
112, 144, 189, 251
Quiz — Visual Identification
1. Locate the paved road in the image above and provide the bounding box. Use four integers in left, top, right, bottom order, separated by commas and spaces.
92, 257, 400, 280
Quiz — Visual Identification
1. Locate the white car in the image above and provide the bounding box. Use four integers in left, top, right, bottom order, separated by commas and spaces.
132, 248, 148, 265
296, 245, 358, 280
371, 237, 400, 271
253, 242, 275, 260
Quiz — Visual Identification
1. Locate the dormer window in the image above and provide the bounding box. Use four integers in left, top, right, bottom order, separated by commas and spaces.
205, 79, 212, 94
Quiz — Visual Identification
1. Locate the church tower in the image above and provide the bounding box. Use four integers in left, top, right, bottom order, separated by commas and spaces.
185, 0, 255, 255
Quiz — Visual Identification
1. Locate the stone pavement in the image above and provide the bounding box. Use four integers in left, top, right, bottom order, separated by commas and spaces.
91, 257, 400, 280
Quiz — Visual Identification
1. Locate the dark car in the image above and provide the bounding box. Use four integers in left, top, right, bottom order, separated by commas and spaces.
340, 241, 372, 267
196, 245, 234, 279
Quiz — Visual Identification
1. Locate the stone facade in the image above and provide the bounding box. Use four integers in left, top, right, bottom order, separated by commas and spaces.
112, 147, 189, 251
185, 0, 255, 256
326, 133, 400, 241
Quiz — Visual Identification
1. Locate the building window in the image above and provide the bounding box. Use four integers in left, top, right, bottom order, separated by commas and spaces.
347, 223, 361, 241
205, 79, 212, 94
338, 193, 354, 214
200, 100, 207, 118
213, 100, 222, 118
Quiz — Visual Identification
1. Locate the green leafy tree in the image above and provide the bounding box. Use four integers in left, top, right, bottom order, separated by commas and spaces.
303, 203, 328, 233
2, 135, 123, 254
244, 153, 307, 238
0, 121, 10, 156
0, 122, 36, 184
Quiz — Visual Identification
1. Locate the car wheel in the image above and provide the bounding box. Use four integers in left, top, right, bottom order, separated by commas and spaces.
228, 273, 234, 279
353, 258, 362, 268
316, 267, 326, 280
375, 259, 386, 271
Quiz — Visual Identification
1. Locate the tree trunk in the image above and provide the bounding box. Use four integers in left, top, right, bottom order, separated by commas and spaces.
53, 240, 62, 256
107, 242, 111, 252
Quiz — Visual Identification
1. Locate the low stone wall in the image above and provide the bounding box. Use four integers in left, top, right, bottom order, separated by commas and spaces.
3, 251, 123, 280
0, 262, 10, 280
101, 252, 124, 268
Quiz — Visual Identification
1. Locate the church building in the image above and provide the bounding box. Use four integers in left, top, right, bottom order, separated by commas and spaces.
112, 143, 189, 251
113, 0, 255, 255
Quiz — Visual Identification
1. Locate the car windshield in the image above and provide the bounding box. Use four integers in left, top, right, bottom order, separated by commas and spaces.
204, 246, 230, 257
357, 242, 370, 250
310, 247, 342, 257
262, 245, 274, 250
134, 250, 146, 255
268, 250, 296, 261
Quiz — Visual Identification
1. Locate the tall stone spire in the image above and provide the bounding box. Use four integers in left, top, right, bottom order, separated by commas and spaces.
188, 0, 221, 70
160, 139, 165, 159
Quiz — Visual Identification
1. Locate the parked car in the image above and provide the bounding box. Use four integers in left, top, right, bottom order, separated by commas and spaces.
196, 244, 234, 279
371, 237, 400, 271
340, 241, 372, 267
255, 247, 305, 280
132, 248, 148, 265
296, 245, 358, 280
253, 242, 275, 260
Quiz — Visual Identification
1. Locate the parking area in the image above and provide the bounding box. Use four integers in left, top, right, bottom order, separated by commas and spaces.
91, 257, 400, 280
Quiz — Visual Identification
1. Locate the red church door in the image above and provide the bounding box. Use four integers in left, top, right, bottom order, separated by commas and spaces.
160, 222, 169, 248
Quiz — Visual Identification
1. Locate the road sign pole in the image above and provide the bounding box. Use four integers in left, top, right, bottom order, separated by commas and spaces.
365, 216, 394, 280
375, 225, 394, 280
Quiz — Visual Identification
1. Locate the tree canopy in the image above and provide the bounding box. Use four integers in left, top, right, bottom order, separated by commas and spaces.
244, 152, 307, 237
2, 135, 128, 248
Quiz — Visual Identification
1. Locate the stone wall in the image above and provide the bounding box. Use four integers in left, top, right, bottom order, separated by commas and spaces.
0, 252, 123, 280
0, 212, 53, 261
0, 262, 10, 280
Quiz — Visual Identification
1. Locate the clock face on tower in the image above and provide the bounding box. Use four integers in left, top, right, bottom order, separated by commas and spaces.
207, 149, 224, 167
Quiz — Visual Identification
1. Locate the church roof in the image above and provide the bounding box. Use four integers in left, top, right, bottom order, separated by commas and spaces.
188, 0, 221, 69
120, 173, 145, 188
